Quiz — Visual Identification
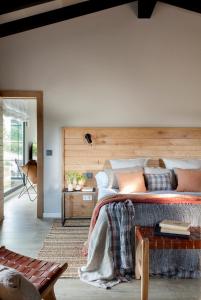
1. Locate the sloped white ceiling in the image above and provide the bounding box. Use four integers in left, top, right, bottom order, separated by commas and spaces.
0, 0, 86, 24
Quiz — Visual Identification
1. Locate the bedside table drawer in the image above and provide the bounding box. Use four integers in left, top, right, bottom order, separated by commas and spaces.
64, 193, 97, 218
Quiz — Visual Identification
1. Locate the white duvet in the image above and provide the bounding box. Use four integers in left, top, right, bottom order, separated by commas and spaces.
79, 206, 119, 288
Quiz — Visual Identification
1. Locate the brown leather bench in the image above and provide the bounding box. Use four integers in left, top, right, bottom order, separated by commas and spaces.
0, 246, 68, 300
135, 226, 201, 300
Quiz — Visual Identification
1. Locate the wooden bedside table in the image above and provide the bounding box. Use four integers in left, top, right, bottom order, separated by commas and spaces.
61, 189, 97, 226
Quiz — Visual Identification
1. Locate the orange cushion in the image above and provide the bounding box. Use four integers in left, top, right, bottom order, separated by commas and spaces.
115, 171, 146, 193
21, 160, 37, 184
175, 168, 201, 192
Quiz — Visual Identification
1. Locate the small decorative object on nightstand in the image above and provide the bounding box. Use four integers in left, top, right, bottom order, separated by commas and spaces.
66, 171, 86, 191
61, 188, 97, 227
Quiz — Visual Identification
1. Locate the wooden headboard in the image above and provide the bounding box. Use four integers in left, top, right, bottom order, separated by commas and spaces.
62, 127, 201, 186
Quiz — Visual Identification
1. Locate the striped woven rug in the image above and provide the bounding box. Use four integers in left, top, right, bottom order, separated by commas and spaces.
37, 219, 89, 278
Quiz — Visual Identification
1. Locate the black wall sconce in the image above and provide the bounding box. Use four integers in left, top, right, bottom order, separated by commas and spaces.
84, 133, 92, 144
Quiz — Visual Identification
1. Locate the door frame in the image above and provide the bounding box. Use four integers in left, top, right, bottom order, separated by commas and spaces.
0, 90, 44, 218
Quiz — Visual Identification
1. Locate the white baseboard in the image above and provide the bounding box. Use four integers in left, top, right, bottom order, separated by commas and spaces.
43, 212, 61, 218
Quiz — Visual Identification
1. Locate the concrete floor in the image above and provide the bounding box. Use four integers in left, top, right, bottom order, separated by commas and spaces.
0, 194, 200, 300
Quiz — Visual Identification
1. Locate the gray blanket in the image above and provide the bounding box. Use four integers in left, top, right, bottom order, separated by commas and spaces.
80, 202, 201, 288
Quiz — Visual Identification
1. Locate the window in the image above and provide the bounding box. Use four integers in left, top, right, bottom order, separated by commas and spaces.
3, 116, 25, 195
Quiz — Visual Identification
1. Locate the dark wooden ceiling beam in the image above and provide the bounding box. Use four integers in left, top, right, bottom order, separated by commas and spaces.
0, 0, 200, 38
138, 0, 157, 18
160, 0, 201, 14
0, 0, 55, 15
0, 0, 135, 38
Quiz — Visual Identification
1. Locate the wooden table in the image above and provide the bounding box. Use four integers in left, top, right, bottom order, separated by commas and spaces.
135, 226, 201, 300
61, 189, 97, 226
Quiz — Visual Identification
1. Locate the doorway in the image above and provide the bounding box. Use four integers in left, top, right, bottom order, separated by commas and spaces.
0, 91, 43, 218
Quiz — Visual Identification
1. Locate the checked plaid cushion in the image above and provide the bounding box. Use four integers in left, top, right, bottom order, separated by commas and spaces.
145, 173, 172, 191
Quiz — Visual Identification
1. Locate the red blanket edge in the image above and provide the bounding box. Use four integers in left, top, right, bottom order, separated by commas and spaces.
88, 193, 201, 241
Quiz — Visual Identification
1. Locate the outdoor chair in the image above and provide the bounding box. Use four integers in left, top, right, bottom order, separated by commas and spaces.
15, 159, 37, 201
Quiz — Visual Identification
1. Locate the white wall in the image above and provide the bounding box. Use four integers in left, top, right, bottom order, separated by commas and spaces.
0, 3, 201, 215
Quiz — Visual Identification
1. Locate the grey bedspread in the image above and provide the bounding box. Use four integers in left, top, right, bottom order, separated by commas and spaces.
107, 201, 201, 278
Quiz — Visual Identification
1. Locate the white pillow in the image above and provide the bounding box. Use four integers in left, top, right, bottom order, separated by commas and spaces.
95, 170, 118, 189
109, 158, 148, 169
144, 167, 170, 174
163, 158, 201, 169
95, 172, 109, 188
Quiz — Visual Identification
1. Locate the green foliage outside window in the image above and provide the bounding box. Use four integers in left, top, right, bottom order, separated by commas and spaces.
3, 117, 24, 193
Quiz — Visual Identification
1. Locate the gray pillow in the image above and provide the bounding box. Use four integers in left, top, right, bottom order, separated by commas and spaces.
109, 158, 148, 169
145, 173, 172, 191
144, 167, 176, 189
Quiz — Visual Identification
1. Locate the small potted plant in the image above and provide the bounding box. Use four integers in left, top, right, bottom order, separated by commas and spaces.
66, 171, 76, 191
66, 171, 86, 191
75, 173, 86, 191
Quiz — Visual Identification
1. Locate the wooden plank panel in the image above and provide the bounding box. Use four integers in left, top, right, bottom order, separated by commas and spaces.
64, 151, 201, 161
64, 152, 201, 165
63, 127, 201, 190
65, 138, 201, 146
64, 127, 201, 139
65, 144, 201, 152
64, 152, 201, 160
65, 146, 201, 156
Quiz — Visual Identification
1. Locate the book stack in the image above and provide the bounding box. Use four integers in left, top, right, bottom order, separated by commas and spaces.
155, 219, 191, 238
81, 187, 94, 192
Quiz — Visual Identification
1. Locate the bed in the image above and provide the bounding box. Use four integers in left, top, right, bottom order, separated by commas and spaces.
62, 127, 201, 288
79, 157, 201, 288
